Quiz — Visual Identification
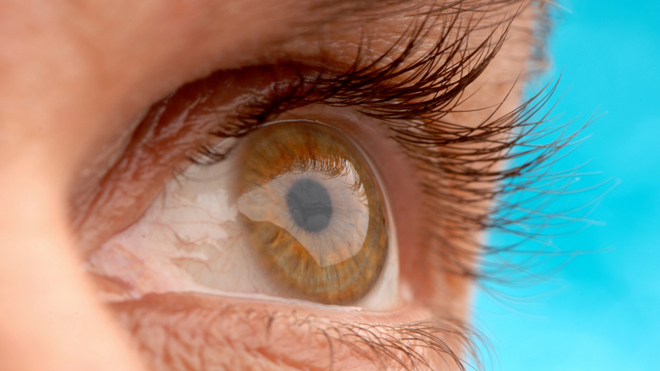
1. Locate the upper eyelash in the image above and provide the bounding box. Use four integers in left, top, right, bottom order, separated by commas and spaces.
176, 2, 584, 369
68, 2, 580, 371
195, 0, 575, 285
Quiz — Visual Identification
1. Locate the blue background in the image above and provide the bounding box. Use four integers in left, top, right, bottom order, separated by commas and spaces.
474, 1, 660, 370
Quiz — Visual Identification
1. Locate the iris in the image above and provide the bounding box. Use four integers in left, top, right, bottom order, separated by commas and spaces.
235, 121, 389, 304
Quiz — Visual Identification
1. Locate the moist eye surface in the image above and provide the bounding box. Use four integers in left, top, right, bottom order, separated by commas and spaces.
236, 121, 389, 305
86, 119, 397, 309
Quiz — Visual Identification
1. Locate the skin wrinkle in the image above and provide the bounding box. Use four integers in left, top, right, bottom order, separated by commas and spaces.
112, 294, 474, 371
0, 1, 547, 371
73, 67, 308, 255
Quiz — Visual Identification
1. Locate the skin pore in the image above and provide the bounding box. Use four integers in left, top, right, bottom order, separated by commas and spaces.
0, 0, 545, 370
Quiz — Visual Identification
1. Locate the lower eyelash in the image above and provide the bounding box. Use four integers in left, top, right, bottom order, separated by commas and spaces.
198, 75, 577, 287
176, 2, 588, 362
322, 319, 478, 371
93, 4, 594, 371
111, 293, 481, 371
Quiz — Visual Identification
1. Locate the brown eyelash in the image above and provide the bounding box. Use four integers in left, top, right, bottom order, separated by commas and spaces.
321, 319, 479, 371
112, 293, 482, 371
156, 0, 587, 368
197, 0, 574, 284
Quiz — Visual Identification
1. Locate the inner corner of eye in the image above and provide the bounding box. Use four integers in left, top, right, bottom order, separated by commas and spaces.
88, 119, 400, 310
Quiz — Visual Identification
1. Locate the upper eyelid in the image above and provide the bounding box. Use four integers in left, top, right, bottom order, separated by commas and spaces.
77, 0, 549, 313
73, 38, 545, 269
69, 4, 567, 369
68, 1, 522, 194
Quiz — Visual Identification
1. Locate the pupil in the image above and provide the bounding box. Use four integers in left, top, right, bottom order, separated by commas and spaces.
286, 179, 333, 232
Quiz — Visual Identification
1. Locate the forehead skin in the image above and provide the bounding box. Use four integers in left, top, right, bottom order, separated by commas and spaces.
0, 1, 536, 371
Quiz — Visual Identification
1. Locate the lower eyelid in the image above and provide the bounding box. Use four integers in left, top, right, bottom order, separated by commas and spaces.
110, 293, 469, 371
74, 71, 466, 363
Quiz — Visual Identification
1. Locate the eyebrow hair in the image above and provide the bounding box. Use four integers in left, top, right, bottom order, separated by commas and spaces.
311, 0, 524, 19
305, 0, 545, 28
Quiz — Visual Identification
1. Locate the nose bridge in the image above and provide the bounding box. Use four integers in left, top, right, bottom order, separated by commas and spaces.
0, 116, 144, 371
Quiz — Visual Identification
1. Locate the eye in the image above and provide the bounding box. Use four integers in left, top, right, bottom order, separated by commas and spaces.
236, 121, 391, 305
85, 106, 403, 310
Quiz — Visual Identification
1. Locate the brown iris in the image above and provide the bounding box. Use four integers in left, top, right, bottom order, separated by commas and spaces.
234, 121, 388, 304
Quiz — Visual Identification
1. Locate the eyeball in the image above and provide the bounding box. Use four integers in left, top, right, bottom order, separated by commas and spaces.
235, 121, 389, 304
86, 119, 399, 309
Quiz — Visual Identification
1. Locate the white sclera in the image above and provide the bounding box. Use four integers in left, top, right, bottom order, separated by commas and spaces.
85, 138, 399, 310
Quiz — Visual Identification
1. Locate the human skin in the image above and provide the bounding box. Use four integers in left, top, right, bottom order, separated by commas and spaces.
0, 1, 542, 370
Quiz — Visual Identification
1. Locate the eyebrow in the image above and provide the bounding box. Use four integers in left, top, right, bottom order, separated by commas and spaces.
308, 0, 522, 20
268, 0, 504, 38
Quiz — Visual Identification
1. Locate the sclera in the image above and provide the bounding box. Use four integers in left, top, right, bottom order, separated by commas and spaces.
85, 119, 400, 310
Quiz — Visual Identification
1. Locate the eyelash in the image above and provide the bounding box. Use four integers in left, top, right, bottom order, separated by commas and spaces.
190, 5, 569, 284
156, 3, 574, 370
